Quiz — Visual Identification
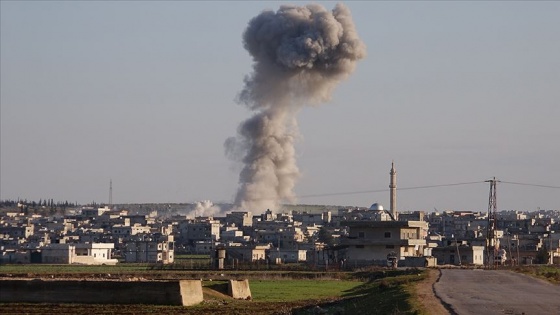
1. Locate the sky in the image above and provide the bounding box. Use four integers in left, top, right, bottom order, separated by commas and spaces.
1, 1, 559, 212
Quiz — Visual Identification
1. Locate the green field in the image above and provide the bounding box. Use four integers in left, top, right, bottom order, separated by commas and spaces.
0, 264, 151, 274
174, 254, 211, 259
0, 266, 429, 314
513, 265, 560, 283
251, 279, 363, 302
0, 263, 354, 280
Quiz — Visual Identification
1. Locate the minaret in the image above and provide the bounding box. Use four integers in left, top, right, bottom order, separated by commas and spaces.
389, 162, 397, 220
109, 179, 113, 206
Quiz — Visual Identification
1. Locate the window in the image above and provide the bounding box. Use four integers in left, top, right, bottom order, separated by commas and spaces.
356, 245, 364, 248
386, 245, 394, 249
384, 232, 391, 238
358, 232, 365, 238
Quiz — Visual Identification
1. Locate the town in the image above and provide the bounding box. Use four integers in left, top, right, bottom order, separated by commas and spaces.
2, 169, 558, 269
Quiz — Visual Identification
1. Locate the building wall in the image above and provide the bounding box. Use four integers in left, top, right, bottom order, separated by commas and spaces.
432, 245, 484, 266
123, 236, 174, 264
0, 279, 203, 306
226, 246, 269, 262
41, 244, 74, 264
40, 243, 117, 265
346, 245, 397, 261
268, 249, 307, 263
226, 212, 253, 227
341, 221, 428, 266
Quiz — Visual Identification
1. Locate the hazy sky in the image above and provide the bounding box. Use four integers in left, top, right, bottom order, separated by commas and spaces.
1, 1, 559, 212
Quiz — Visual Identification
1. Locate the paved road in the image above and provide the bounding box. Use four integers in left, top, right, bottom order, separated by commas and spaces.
434, 269, 560, 315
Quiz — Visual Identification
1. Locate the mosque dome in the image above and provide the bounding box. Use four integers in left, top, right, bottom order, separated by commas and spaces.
369, 203, 384, 211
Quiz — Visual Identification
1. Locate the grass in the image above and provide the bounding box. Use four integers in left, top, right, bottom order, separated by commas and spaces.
174, 254, 210, 259
402, 273, 430, 315
0, 263, 354, 280
293, 271, 429, 315
0, 267, 430, 314
250, 279, 364, 302
513, 265, 560, 284
0, 264, 151, 274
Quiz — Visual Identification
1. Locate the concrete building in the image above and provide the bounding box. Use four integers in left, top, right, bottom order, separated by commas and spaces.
255, 225, 305, 249
268, 249, 307, 263
292, 211, 331, 226
111, 224, 151, 237
221, 227, 248, 243
432, 244, 485, 266
81, 206, 111, 217
1, 225, 35, 239
123, 234, 174, 264
340, 220, 428, 266
193, 240, 215, 254
226, 212, 253, 227
177, 219, 220, 244
40, 243, 118, 265
226, 244, 270, 262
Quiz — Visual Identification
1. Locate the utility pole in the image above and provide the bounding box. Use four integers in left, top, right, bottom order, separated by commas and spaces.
454, 233, 462, 266
486, 177, 500, 268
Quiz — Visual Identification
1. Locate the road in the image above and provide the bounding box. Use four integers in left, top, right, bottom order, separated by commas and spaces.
434, 269, 560, 315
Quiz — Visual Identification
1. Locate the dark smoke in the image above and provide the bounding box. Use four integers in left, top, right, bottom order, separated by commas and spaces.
226, 3, 366, 212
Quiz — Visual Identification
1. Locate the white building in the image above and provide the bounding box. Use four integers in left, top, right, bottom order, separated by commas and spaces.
268, 249, 307, 263
40, 243, 118, 265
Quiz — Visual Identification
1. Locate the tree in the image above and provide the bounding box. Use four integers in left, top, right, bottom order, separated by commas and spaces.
317, 227, 335, 247
536, 246, 550, 264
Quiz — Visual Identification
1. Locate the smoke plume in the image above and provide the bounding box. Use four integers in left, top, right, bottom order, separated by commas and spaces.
186, 200, 222, 218
226, 3, 366, 213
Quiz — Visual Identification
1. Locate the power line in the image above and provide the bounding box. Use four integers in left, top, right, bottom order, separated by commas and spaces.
500, 181, 560, 189
397, 181, 484, 191
296, 180, 560, 200
298, 189, 389, 199
297, 181, 485, 199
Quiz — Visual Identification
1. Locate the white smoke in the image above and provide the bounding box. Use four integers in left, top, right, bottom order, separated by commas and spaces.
226, 3, 366, 213
186, 200, 222, 218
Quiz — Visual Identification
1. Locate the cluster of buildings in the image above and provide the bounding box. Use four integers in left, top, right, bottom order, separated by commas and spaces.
1, 164, 558, 268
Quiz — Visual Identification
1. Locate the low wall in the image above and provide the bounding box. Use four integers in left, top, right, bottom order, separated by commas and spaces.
228, 279, 251, 300
179, 279, 205, 306
0, 279, 203, 306
403, 256, 437, 267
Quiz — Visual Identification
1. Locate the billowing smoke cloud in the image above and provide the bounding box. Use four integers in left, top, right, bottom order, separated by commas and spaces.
226, 3, 366, 213
185, 200, 222, 218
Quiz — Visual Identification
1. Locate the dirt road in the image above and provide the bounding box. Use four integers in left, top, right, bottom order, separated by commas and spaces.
434, 269, 560, 315
415, 269, 449, 315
